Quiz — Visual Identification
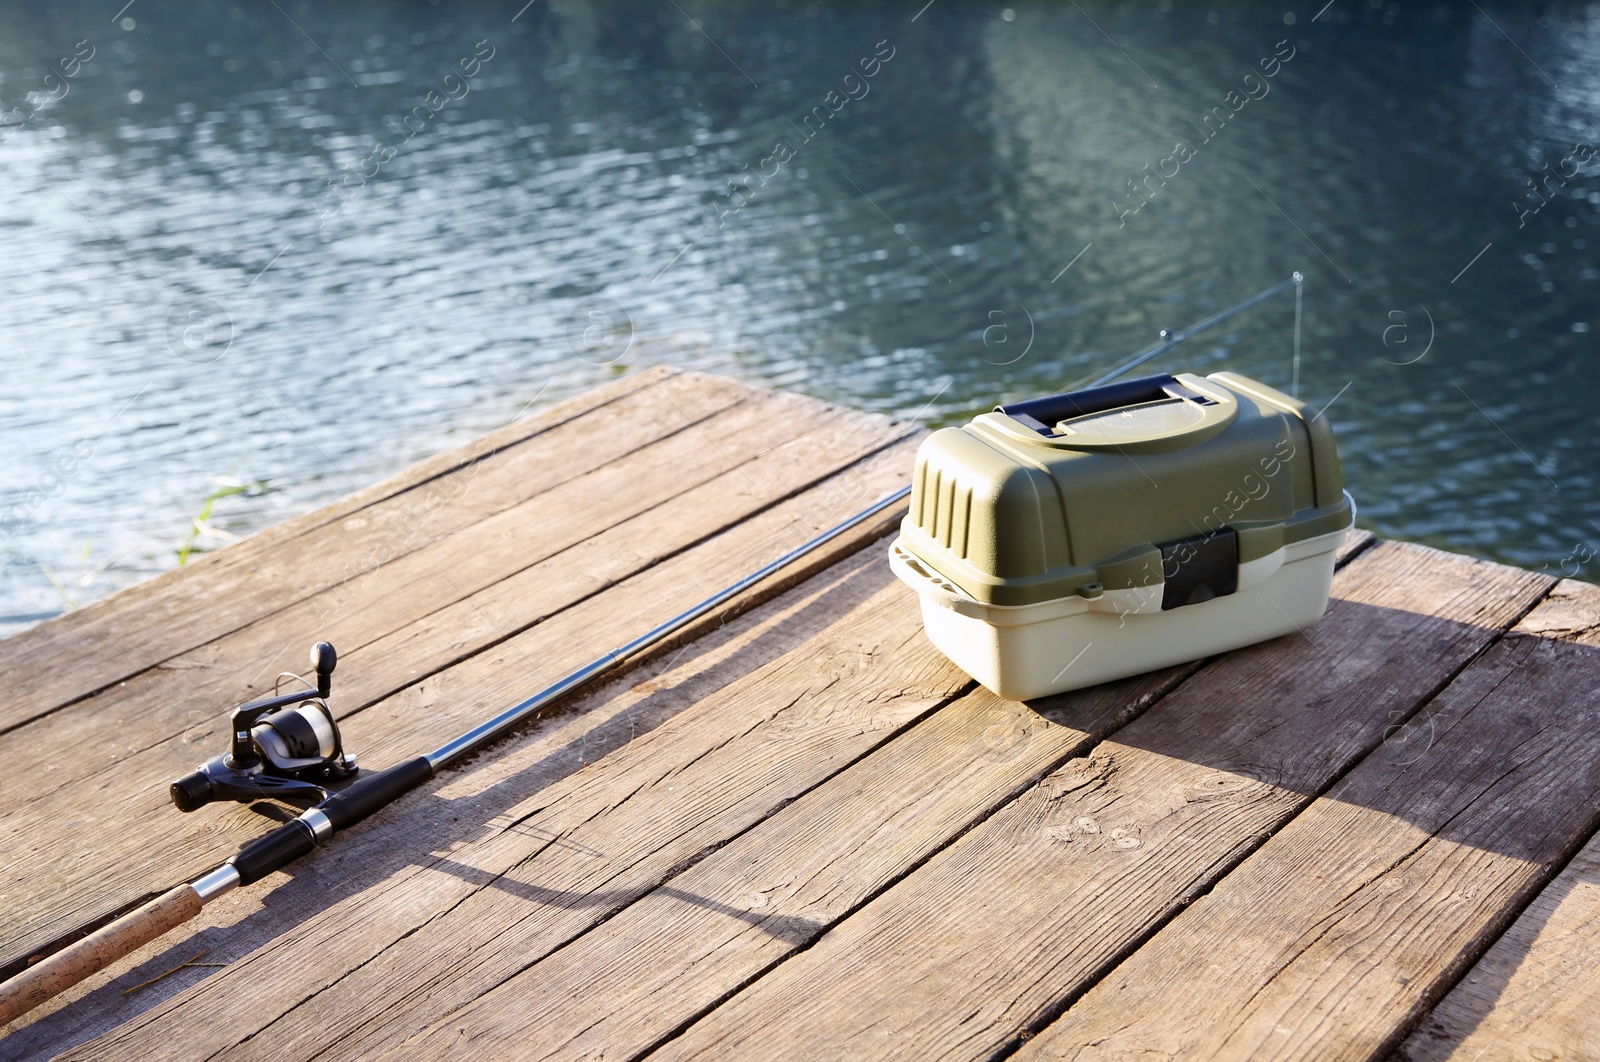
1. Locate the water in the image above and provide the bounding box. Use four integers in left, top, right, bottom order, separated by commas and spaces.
1, 0, 1596, 636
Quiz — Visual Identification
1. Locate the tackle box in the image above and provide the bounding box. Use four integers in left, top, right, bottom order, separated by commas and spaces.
889, 371, 1353, 700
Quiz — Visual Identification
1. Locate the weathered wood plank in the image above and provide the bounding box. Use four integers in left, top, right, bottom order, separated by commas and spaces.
288, 533, 1376, 1060
646, 543, 1551, 1061
1015, 578, 1600, 1061
1396, 836, 1600, 1062
53, 549, 970, 1060
343, 684, 1192, 1060
1, 518, 901, 1058
0, 367, 733, 732
0, 404, 916, 977
1392, 581, 1600, 1062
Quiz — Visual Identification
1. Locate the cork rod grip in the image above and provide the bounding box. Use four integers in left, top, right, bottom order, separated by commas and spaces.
0, 885, 203, 1027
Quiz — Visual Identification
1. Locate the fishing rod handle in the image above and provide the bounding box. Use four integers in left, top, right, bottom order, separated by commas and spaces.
319, 756, 433, 831
0, 885, 203, 1027
0, 757, 438, 1026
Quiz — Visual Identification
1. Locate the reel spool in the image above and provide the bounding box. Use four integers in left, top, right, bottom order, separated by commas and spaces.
169, 642, 358, 812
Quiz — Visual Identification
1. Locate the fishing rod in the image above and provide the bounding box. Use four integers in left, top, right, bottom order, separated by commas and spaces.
0, 272, 1302, 1026
0, 489, 908, 1024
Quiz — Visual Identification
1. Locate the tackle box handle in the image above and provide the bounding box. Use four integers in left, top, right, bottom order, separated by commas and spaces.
996, 374, 1217, 436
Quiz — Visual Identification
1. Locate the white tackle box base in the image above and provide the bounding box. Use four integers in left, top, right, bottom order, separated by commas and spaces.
890, 521, 1351, 702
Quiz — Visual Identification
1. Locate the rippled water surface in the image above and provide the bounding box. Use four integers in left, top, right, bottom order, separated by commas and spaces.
2, 0, 1597, 635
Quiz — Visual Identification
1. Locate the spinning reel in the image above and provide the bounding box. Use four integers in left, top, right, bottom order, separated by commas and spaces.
169, 642, 359, 812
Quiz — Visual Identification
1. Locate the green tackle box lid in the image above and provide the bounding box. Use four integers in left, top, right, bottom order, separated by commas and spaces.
896, 371, 1351, 607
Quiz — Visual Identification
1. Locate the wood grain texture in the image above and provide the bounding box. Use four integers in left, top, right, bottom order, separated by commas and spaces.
1, 389, 913, 977
0, 887, 201, 1027
56, 553, 971, 1061
306, 537, 1381, 1060
367, 679, 1195, 1061
1397, 836, 1600, 1062
0, 367, 708, 733
1393, 580, 1600, 1062
1016, 578, 1600, 1061
0, 525, 904, 1058
3, 345, 1462, 1062
649, 543, 1552, 1062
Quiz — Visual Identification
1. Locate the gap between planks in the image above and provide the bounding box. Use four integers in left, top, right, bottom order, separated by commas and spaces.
634, 542, 1552, 1062
1011, 577, 1600, 1061
2, 432, 920, 1057
0, 381, 914, 976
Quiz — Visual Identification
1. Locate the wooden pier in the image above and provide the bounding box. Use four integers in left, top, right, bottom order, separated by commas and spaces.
2, 367, 1597, 1060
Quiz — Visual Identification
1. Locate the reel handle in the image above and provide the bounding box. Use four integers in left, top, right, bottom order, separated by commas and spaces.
311, 641, 336, 697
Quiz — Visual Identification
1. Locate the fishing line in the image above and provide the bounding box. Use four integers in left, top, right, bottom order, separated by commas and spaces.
1079, 272, 1303, 390
1292, 270, 1304, 398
